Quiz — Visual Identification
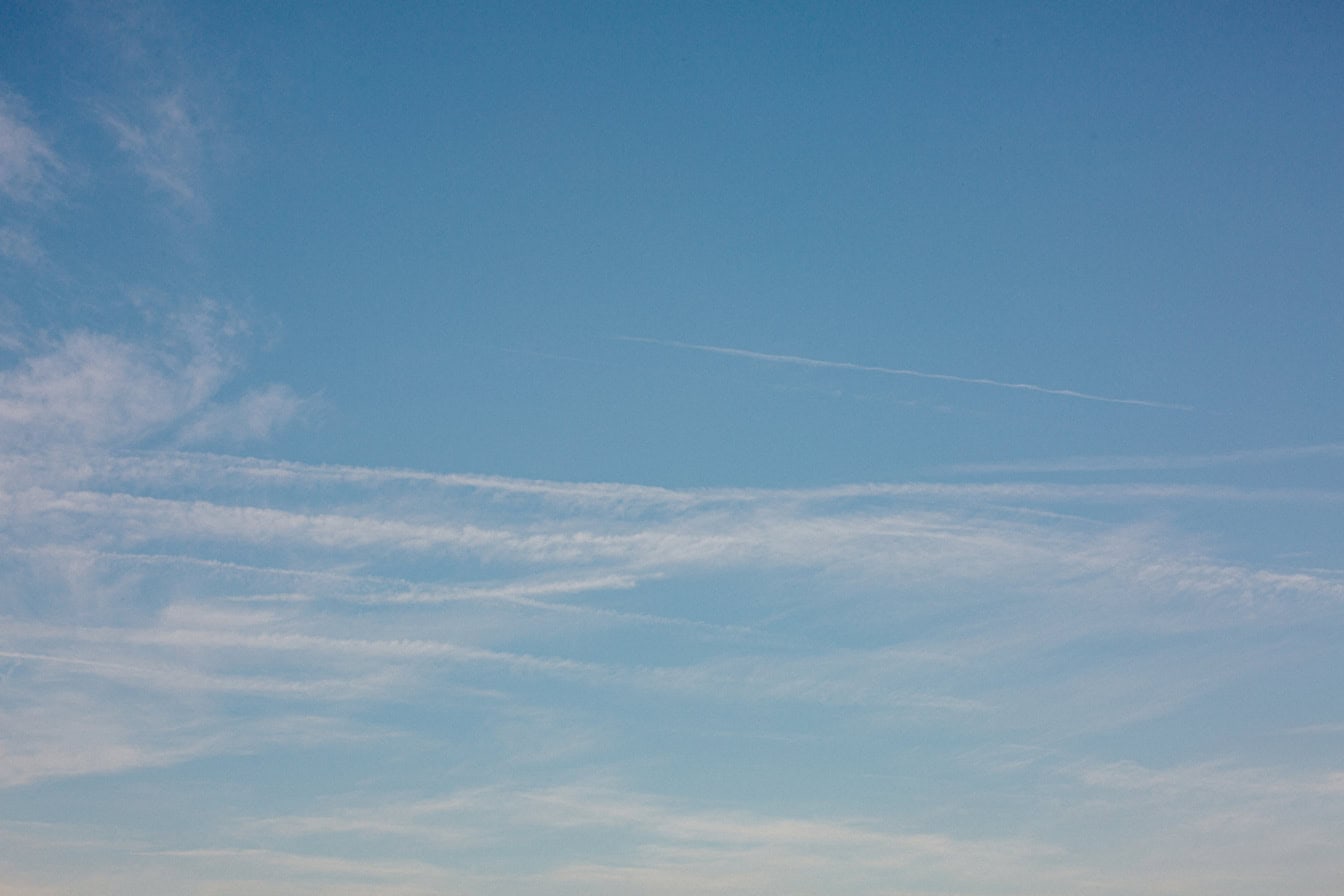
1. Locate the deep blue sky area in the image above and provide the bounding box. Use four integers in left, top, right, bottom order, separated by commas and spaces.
6, 2, 1341, 482
147, 1, 1341, 481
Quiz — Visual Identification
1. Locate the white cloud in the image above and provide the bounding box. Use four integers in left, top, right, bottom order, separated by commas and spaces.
91, 450, 1344, 512
1055, 757, 1344, 893
102, 88, 208, 207
1075, 758, 1344, 801
174, 384, 307, 445
0, 91, 60, 202
240, 784, 1069, 896
0, 688, 214, 788
0, 330, 219, 446
943, 442, 1344, 475
0, 302, 305, 452
145, 847, 450, 882
0, 226, 44, 265
0, 662, 378, 788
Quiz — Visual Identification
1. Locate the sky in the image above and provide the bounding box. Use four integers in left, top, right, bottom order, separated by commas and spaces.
1, 1, 1343, 893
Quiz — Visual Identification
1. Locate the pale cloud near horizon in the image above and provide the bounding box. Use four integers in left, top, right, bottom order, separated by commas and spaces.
10, 766, 1343, 895
2, 311, 1343, 893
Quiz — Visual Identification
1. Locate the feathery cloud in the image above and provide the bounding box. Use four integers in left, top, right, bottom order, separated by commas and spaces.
0, 90, 60, 202
101, 88, 208, 207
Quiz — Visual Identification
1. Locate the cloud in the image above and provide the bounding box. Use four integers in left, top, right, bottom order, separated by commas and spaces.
2, 317, 1341, 892
0, 687, 219, 788
622, 337, 1192, 410
0, 661, 377, 789
239, 783, 1068, 896
1076, 759, 1344, 800
943, 442, 1344, 475
101, 87, 208, 206
144, 848, 451, 882
0, 302, 303, 450
0, 647, 402, 701
0, 226, 44, 266
1060, 757, 1344, 892
77, 450, 1344, 510
0, 330, 221, 447
0, 90, 60, 202
13, 465, 1343, 616
174, 384, 308, 445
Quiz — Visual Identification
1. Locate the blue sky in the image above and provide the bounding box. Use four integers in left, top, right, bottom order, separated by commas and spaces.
2, 2, 1343, 893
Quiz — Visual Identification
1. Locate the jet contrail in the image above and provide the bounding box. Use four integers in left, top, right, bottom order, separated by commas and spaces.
620, 337, 1192, 410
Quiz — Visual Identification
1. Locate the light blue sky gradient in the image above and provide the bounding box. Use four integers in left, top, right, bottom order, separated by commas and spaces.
2, 2, 1343, 893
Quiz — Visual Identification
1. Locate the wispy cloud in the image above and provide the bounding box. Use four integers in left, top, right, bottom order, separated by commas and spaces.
0, 301, 300, 449
174, 384, 309, 446
101, 88, 209, 207
145, 847, 452, 882
0, 90, 61, 202
235, 783, 1071, 896
944, 442, 1344, 475
621, 337, 1193, 410
0, 226, 45, 266
1076, 758, 1344, 800
0, 329, 221, 447
75, 0, 222, 211
90, 453, 1303, 523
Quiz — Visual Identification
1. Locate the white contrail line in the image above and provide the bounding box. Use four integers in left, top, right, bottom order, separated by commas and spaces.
621, 337, 1192, 410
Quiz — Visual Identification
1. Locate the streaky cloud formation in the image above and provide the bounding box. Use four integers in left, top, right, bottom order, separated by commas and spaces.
3, 307, 1343, 893
944, 442, 1344, 474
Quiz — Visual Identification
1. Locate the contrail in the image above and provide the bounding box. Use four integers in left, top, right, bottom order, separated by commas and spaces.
620, 337, 1192, 410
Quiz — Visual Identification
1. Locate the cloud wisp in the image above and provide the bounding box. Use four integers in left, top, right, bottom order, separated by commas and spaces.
101, 88, 209, 208
942, 442, 1344, 475
0, 303, 300, 449
621, 337, 1193, 410
0, 90, 61, 202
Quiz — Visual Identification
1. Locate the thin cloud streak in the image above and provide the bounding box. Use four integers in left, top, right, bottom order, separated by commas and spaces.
944, 442, 1344, 475
622, 337, 1193, 410
63, 450, 1344, 513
